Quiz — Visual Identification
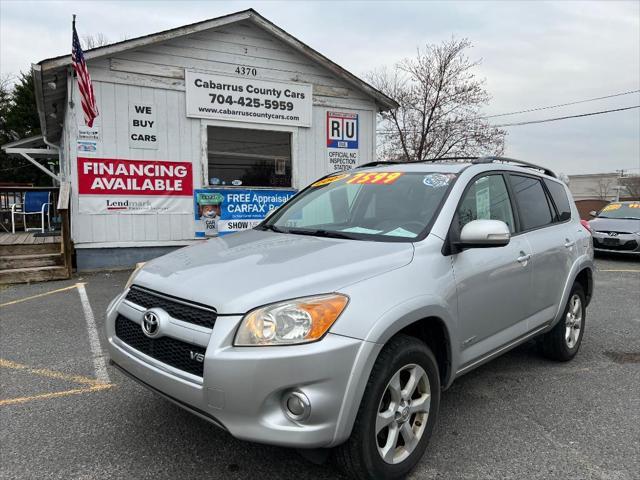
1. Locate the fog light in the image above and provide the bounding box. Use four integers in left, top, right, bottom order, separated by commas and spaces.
283, 391, 311, 421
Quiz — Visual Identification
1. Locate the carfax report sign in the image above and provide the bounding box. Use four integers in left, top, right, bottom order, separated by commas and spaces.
194, 188, 297, 237
185, 71, 312, 127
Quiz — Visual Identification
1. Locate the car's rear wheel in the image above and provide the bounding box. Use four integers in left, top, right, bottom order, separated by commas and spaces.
541, 283, 586, 361
334, 334, 440, 479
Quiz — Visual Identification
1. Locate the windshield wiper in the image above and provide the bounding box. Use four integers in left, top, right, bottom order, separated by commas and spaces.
258, 224, 285, 233
285, 228, 358, 240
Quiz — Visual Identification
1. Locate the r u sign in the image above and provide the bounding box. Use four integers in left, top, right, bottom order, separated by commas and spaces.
327, 111, 358, 149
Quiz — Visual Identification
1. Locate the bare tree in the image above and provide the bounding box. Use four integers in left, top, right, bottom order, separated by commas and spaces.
82, 33, 110, 50
369, 38, 506, 162
591, 177, 617, 200
619, 175, 640, 199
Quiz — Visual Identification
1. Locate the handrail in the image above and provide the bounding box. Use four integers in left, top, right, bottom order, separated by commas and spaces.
57, 182, 73, 277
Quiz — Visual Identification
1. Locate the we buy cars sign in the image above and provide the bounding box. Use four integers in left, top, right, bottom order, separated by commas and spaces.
77, 157, 193, 214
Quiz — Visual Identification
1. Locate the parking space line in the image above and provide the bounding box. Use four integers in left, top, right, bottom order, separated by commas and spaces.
599, 269, 640, 272
0, 358, 114, 407
0, 284, 78, 308
76, 282, 110, 384
0, 358, 106, 385
0, 385, 113, 407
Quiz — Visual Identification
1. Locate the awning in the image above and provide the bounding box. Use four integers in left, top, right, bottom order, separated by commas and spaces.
1, 135, 61, 182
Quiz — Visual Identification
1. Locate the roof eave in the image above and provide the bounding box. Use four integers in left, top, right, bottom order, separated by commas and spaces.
36, 9, 398, 112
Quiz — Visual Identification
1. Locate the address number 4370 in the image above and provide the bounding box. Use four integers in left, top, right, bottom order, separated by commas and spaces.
235, 66, 257, 76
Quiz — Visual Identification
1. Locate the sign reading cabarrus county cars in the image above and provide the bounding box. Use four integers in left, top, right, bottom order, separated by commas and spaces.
185, 71, 312, 127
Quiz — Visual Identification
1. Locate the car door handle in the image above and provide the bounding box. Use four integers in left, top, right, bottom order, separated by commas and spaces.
517, 253, 531, 264
564, 239, 575, 248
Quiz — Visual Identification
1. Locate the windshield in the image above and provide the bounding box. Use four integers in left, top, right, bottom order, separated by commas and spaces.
597, 202, 640, 220
258, 171, 456, 241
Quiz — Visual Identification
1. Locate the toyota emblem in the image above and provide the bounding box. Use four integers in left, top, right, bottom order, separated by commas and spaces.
142, 310, 160, 337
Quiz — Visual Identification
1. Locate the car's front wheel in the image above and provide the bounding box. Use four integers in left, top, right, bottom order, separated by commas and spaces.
335, 334, 440, 479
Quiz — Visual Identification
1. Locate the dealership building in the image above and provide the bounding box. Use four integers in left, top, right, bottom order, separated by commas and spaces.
29, 9, 396, 270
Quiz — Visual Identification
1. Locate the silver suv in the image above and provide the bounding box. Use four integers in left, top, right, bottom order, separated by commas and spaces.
106, 157, 594, 479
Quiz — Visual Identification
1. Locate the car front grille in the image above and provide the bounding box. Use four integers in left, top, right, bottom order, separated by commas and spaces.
593, 238, 638, 251
125, 286, 217, 329
115, 315, 206, 377
595, 231, 631, 235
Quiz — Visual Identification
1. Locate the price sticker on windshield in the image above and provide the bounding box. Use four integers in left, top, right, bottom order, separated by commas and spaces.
311, 173, 350, 187
345, 172, 403, 185
602, 203, 622, 212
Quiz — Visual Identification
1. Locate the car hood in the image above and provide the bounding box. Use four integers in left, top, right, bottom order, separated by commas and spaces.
133, 229, 414, 313
589, 217, 640, 234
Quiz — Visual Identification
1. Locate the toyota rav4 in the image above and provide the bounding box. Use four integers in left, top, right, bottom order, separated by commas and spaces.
106, 156, 594, 479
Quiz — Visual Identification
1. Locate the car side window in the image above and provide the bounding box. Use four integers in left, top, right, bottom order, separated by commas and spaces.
457, 175, 516, 233
510, 175, 554, 230
544, 179, 572, 222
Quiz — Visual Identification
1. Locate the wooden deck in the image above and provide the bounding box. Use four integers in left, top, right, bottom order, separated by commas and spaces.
0, 231, 60, 246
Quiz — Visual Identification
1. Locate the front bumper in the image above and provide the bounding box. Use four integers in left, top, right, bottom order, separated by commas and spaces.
592, 232, 640, 254
105, 291, 374, 448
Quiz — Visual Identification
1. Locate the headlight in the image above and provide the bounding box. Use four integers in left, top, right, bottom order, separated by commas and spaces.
125, 262, 146, 290
234, 294, 349, 346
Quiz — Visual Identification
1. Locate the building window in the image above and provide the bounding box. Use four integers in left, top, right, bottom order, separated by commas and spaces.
207, 126, 291, 188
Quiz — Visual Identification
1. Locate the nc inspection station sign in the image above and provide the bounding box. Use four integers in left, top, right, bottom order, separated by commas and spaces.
185, 71, 312, 127
327, 111, 359, 172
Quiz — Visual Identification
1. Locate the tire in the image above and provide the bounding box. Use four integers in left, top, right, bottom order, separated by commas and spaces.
334, 335, 440, 480
541, 283, 586, 362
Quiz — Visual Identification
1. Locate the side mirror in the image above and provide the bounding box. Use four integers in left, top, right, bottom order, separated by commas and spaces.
589, 210, 597, 217
457, 219, 510, 249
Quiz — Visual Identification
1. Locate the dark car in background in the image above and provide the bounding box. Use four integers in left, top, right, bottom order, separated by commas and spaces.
589, 201, 640, 255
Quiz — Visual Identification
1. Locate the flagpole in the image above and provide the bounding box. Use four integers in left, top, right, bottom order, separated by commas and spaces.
69, 14, 76, 108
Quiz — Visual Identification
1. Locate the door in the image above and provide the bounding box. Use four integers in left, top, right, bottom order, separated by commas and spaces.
509, 175, 576, 327
451, 174, 533, 366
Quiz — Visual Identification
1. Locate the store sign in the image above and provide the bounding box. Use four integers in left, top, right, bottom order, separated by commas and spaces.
327, 111, 358, 148
77, 124, 101, 154
194, 188, 296, 237
185, 71, 312, 127
327, 111, 359, 172
77, 157, 193, 214
78, 125, 100, 141
129, 103, 158, 149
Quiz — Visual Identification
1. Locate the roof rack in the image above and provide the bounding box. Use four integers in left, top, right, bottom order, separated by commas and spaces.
355, 156, 556, 178
355, 161, 403, 169
472, 156, 557, 178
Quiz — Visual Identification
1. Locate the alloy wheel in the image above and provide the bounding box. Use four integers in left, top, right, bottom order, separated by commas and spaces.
376, 363, 431, 464
565, 293, 583, 349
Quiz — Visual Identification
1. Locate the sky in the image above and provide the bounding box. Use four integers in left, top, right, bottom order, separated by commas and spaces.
1, 0, 639, 175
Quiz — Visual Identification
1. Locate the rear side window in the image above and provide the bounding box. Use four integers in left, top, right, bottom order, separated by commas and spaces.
544, 179, 572, 222
510, 175, 554, 230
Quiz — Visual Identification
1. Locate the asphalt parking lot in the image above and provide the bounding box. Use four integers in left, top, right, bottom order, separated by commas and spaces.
1, 256, 639, 480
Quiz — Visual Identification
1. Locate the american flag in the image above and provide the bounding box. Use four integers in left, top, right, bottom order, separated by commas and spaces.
72, 20, 99, 127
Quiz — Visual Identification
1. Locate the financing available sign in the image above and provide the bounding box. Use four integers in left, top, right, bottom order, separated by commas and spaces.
77, 157, 193, 214
185, 71, 312, 127
194, 188, 296, 237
